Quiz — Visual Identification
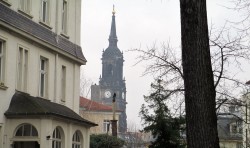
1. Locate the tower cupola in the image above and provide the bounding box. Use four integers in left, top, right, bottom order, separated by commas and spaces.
103, 5, 122, 59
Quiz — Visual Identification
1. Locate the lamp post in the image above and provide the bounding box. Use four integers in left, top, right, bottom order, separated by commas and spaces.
111, 93, 118, 137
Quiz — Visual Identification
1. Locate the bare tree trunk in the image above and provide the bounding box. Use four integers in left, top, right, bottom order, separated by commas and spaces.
180, 0, 220, 147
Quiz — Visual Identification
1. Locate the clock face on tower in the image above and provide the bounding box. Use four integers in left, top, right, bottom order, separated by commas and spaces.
104, 90, 111, 98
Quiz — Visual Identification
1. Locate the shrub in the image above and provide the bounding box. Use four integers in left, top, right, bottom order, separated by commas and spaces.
90, 134, 125, 148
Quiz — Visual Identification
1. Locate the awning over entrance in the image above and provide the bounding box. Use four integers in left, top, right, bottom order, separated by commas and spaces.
4, 91, 97, 127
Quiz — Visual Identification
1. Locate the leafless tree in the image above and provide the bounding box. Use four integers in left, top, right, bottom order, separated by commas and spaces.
130, 0, 250, 147
80, 71, 93, 98
130, 6, 250, 116
231, 0, 250, 33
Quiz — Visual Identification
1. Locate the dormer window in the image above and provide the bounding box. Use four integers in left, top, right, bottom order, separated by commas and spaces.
0, 41, 3, 82
230, 121, 242, 134
0, 40, 5, 85
19, 0, 31, 14
62, 0, 68, 35
41, 0, 49, 24
39, 57, 48, 98
231, 124, 237, 134
17, 46, 28, 92
61, 65, 66, 102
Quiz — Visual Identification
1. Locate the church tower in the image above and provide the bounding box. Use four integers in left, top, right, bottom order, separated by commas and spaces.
91, 6, 127, 133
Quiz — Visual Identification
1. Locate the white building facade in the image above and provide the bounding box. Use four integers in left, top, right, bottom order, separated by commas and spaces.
243, 81, 250, 148
0, 0, 96, 148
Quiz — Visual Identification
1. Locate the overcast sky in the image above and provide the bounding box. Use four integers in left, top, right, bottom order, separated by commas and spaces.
81, 0, 250, 128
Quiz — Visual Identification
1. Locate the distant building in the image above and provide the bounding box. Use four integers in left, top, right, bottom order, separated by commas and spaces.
243, 80, 250, 147
91, 7, 127, 133
119, 132, 152, 148
180, 105, 243, 148
140, 132, 154, 147
217, 106, 243, 148
79, 96, 121, 134
0, 0, 96, 148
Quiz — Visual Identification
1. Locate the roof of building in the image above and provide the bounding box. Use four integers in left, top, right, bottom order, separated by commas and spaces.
0, 3, 86, 63
5, 91, 97, 127
80, 97, 122, 112
217, 112, 242, 141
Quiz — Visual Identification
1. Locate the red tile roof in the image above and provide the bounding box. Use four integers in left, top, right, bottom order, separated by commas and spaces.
80, 97, 113, 112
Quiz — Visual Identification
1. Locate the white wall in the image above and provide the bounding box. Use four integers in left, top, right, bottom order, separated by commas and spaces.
0, 0, 87, 147
4, 118, 90, 148
5, 0, 81, 45
0, 28, 81, 114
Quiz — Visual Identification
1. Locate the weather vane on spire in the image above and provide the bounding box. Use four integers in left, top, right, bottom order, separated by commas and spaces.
112, 5, 116, 15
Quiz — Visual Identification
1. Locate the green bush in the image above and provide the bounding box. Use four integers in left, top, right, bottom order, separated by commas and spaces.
90, 134, 125, 148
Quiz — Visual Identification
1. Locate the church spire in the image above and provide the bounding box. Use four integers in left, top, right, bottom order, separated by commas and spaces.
108, 5, 118, 47
112, 5, 116, 15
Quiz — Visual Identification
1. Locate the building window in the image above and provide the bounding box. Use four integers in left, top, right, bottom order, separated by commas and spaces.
41, 0, 49, 23
0, 40, 5, 84
17, 47, 28, 92
61, 66, 66, 102
15, 124, 38, 137
19, 0, 31, 14
62, 0, 68, 34
72, 131, 81, 148
230, 123, 238, 134
52, 128, 62, 148
103, 120, 111, 133
237, 142, 243, 148
39, 57, 48, 98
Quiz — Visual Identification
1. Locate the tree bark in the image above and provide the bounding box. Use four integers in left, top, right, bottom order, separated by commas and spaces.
180, 0, 220, 147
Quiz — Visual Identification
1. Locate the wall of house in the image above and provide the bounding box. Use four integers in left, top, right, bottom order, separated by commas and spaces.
4, 118, 90, 148
0, 27, 81, 118
0, 0, 86, 147
0, 0, 82, 115
3, 0, 81, 45
242, 93, 250, 148
219, 140, 242, 148
80, 111, 120, 134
